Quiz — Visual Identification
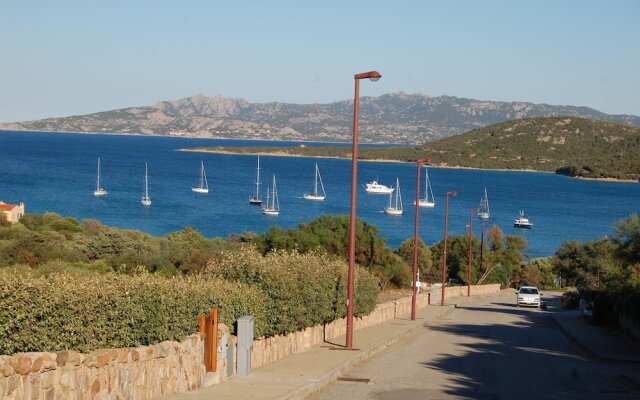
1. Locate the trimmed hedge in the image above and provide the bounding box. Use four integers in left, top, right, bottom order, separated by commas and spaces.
204, 248, 379, 335
0, 270, 271, 354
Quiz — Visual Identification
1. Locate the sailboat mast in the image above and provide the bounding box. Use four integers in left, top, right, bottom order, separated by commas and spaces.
144, 163, 149, 197
255, 157, 261, 199
314, 163, 318, 195
96, 158, 101, 191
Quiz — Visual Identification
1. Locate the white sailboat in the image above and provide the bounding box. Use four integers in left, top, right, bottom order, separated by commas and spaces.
303, 163, 326, 201
415, 168, 435, 208
192, 161, 209, 194
249, 156, 262, 205
262, 174, 279, 216
478, 187, 490, 220
141, 163, 151, 207
384, 178, 403, 216
93, 157, 107, 197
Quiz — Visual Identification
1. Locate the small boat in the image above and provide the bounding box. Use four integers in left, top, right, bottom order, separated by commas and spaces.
415, 168, 435, 208
262, 174, 279, 216
364, 180, 394, 195
514, 210, 533, 228
141, 163, 151, 207
384, 178, 403, 216
249, 156, 263, 205
93, 157, 107, 197
192, 160, 209, 194
303, 163, 326, 201
478, 187, 490, 220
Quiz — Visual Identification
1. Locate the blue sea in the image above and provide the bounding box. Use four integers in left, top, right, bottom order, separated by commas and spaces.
1, 131, 638, 258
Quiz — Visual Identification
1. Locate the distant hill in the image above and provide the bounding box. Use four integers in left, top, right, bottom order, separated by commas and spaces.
1, 93, 639, 144
189, 117, 640, 181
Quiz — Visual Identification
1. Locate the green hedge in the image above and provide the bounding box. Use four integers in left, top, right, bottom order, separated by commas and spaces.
204, 248, 379, 335
0, 270, 271, 354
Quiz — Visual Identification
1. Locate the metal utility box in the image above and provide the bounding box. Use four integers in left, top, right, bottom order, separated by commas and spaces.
237, 315, 254, 376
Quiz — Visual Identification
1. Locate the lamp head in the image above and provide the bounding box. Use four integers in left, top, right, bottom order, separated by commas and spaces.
446, 191, 458, 197
355, 71, 382, 81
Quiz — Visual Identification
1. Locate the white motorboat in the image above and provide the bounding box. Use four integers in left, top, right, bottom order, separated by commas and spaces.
192, 160, 209, 194
365, 180, 394, 195
514, 210, 533, 228
303, 163, 326, 201
384, 178, 403, 216
93, 157, 107, 197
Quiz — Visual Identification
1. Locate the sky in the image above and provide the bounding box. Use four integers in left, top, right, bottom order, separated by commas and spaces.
1, 0, 639, 122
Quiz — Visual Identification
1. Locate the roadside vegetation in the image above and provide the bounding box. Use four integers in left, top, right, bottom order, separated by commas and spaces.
191, 117, 640, 181
3, 211, 637, 354
554, 213, 640, 328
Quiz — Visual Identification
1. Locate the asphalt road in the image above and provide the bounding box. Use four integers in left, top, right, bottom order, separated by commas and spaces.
305, 292, 640, 400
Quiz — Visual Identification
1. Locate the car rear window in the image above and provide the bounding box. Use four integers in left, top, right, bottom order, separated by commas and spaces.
520, 288, 539, 294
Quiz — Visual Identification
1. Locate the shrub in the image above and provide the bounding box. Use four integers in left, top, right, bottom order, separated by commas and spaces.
203, 247, 379, 335
0, 269, 270, 354
560, 291, 580, 310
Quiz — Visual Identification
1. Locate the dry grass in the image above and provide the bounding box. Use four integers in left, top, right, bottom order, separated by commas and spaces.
377, 288, 414, 303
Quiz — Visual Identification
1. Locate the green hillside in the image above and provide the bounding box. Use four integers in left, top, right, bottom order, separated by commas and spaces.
187, 117, 640, 181
415, 117, 640, 180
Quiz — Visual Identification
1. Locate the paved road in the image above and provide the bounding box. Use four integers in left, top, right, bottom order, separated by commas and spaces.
305, 292, 640, 400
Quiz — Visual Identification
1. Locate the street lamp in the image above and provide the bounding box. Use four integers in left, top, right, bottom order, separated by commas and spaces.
467, 207, 480, 297
441, 191, 457, 306
346, 70, 381, 349
411, 158, 432, 320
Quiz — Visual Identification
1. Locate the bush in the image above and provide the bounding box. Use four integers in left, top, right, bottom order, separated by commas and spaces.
203, 247, 379, 335
0, 269, 271, 354
560, 291, 580, 310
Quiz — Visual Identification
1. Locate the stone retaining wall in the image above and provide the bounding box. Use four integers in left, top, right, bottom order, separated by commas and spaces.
2, 284, 500, 399
250, 283, 501, 369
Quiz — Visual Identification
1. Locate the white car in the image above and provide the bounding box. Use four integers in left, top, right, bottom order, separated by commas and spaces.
516, 286, 542, 308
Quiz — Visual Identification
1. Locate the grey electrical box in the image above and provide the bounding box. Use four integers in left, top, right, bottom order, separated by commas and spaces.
237, 315, 254, 377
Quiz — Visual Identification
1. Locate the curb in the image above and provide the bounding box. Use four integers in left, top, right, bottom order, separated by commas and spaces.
550, 315, 640, 365
279, 305, 455, 400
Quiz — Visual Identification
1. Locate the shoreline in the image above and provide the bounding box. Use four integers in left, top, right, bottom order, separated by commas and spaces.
0, 128, 392, 145
180, 147, 640, 182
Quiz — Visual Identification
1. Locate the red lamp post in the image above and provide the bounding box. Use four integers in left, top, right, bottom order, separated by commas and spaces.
467, 207, 480, 297
411, 157, 432, 320
440, 191, 457, 306
346, 70, 381, 349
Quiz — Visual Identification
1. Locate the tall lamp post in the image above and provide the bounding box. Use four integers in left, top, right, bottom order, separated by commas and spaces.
411, 157, 432, 320
467, 207, 480, 297
440, 191, 457, 306
346, 70, 381, 349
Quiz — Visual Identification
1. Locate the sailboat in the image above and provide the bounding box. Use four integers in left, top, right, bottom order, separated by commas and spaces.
192, 161, 209, 194
141, 163, 151, 207
93, 157, 107, 197
303, 163, 326, 201
478, 187, 490, 220
415, 168, 435, 208
249, 156, 262, 205
262, 174, 279, 216
384, 178, 403, 216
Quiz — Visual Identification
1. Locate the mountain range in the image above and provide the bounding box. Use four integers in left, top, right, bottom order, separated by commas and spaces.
1, 93, 639, 144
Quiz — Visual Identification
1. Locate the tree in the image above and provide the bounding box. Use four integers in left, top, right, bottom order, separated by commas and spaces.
397, 238, 436, 283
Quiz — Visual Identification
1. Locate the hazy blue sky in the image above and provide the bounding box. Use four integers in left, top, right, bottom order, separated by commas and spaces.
1, 0, 639, 122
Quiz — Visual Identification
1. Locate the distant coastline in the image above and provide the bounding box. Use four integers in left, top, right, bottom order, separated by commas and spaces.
180, 147, 638, 184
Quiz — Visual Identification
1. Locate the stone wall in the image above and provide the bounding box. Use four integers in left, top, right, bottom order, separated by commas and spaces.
0, 327, 232, 400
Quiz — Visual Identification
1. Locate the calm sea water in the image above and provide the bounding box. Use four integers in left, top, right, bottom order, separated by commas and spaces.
1, 131, 638, 258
